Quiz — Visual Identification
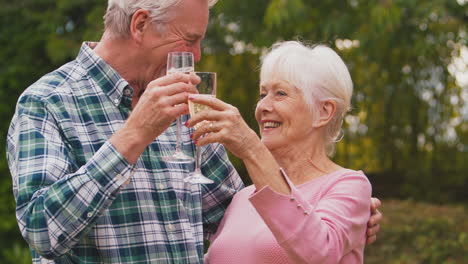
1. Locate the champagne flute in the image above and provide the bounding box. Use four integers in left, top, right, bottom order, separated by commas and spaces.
185, 72, 216, 184
162, 52, 195, 164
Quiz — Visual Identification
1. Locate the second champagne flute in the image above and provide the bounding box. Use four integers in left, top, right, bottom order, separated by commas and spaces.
185, 72, 217, 184
162, 52, 195, 164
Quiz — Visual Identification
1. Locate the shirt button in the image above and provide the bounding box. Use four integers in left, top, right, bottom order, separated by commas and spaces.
87, 212, 93, 218
297, 204, 302, 209
115, 174, 122, 181
158, 183, 164, 189
114, 98, 120, 104
123, 178, 131, 185
167, 224, 174, 231
289, 197, 295, 202
123, 88, 132, 96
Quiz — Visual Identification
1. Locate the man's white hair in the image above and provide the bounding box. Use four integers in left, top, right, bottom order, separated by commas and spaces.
104, 0, 218, 38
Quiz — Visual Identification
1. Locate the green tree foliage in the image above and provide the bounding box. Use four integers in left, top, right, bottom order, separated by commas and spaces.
0, 0, 466, 262
0, 1, 106, 261
203, 0, 468, 202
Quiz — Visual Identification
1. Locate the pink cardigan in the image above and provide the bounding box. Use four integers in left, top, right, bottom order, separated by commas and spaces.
205, 169, 372, 264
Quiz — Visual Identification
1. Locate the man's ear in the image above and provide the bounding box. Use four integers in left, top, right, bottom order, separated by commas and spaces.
312, 100, 337, 128
129, 9, 151, 43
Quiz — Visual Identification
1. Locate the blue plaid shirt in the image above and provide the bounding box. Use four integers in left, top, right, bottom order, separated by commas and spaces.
7, 42, 244, 263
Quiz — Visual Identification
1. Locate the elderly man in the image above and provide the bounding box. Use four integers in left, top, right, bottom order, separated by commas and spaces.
7, 0, 381, 263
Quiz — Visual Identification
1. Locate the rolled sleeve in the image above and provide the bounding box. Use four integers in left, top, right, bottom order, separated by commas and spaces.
8, 95, 136, 259
86, 141, 135, 194
15, 141, 136, 259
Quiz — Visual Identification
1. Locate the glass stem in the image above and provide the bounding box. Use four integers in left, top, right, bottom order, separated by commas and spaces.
175, 116, 182, 152
194, 144, 201, 173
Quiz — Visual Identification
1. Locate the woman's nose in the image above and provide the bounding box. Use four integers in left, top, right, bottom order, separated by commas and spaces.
256, 96, 273, 112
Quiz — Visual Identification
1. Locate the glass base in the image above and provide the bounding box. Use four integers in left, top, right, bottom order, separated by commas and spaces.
184, 172, 214, 184
162, 150, 195, 164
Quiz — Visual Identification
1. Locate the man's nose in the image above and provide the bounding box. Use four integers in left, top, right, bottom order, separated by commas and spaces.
193, 45, 201, 63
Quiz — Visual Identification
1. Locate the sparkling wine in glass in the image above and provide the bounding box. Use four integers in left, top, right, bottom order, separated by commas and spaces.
162, 52, 195, 164
185, 72, 217, 184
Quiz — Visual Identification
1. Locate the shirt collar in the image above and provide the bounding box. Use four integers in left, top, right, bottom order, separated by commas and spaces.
76, 42, 134, 108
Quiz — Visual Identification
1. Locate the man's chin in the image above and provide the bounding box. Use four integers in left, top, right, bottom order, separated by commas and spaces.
159, 66, 167, 77
152, 67, 166, 81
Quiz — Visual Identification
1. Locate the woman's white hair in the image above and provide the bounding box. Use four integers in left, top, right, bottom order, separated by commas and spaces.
260, 41, 353, 156
104, 0, 218, 39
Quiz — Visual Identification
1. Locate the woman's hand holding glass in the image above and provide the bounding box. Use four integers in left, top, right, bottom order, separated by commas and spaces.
183, 72, 217, 184
186, 95, 260, 161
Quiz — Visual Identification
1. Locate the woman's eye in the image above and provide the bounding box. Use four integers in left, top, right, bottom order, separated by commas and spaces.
258, 93, 267, 100
277, 90, 287, 96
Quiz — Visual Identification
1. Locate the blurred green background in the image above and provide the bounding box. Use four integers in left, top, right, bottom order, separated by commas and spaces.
1, 0, 467, 263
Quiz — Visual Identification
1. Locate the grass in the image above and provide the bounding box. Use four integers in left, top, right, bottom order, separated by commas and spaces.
365, 200, 468, 264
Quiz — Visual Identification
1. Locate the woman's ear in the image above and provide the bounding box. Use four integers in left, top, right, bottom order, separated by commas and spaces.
312, 100, 336, 128
130, 9, 151, 44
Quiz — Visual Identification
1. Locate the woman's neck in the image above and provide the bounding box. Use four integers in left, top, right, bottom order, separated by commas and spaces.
271, 140, 342, 186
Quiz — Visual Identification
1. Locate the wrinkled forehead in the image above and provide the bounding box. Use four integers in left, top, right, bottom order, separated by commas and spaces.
259, 78, 296, 92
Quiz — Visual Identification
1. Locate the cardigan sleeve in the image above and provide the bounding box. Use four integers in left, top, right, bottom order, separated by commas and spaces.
7, 94, 135, 259
248, 170, 371, 264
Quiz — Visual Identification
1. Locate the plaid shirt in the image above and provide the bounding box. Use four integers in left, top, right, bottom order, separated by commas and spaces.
7, 42, 244, 263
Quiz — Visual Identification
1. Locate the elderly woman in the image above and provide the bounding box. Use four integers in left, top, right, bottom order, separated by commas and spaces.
188, 41, 374, 263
